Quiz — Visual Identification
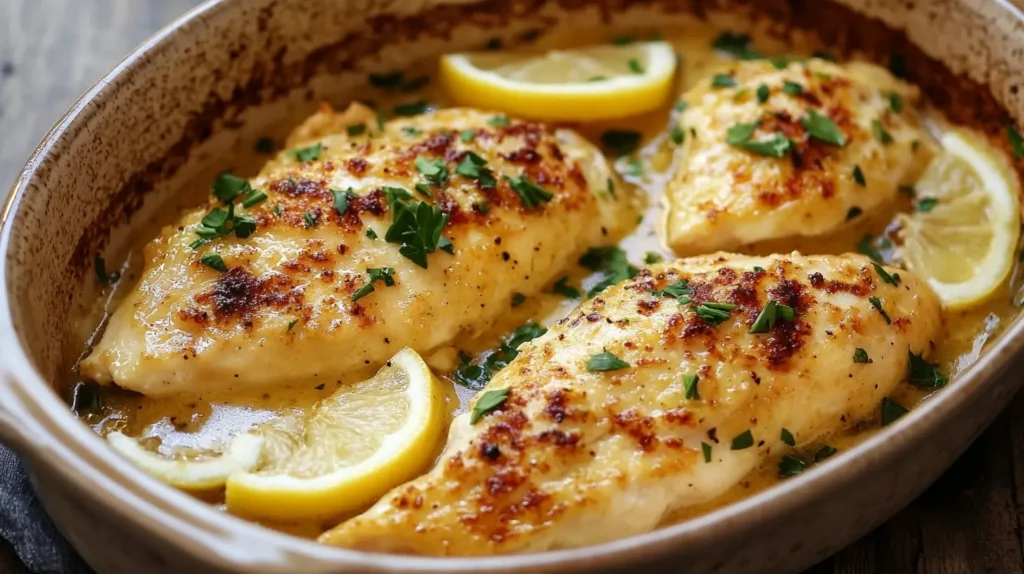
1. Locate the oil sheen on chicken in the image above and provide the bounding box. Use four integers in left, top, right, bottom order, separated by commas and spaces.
81, 106, 627, 396
320, 252, 943, 555
663, 59, 928, 255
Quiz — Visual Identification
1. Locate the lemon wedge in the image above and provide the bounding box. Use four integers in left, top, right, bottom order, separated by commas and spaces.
897, 130, 1020, 309
439, 41, 677, 121
107, 431, 264, 491
225, 348, 447, 522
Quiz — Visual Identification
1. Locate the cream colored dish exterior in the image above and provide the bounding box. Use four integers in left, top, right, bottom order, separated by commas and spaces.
3, 0, 1024, 572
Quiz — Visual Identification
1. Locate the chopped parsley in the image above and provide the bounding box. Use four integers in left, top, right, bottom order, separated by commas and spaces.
682, 373, 700, 400
94, 257, 119, 285
644, 251, 663, 265
454, 323, 546, 389
211, 171, 251, 203
889, 53, 907, 78
853, 348, 871, 364
695, 301, 737, 326
872, 119, 893, 144
548, 276, 581, 299
393, 101, 428, 116
655, 279, 693, 302
872, 262, 901, 286
460, 129, 475, 142
470, 388, 510, 424
303, 211, 317, 228
454, 152, 496, 188
487, 115, 510, 127
401, 126, 421, 137
241, 189, 268, 209
845, 206, 863, 221
669, 125, 685, 145
813, 445, 838, 462
331, 188, 356, 215
628, 58, 644, 74
800, 109, 847, 146
287, 318, 298, 331
365, 228, 378, 240
505, 175, 554, 208
868, 296, 891, 325
254, 137, 276, 154
908, 351, 947, 388
674, 100, 688, 112
756, 84, 770, 104
702, 442, 713, 462
511, 292, 527, 307
199, 254, 228, 272
748, 300, 795, 334
346, 124, 366, 137
711, 74, 737, 88
852, 164, 866, 186
351, 267, 396, 302
586, 349, 630, 372
385, 200, 451, 268
191, 202, 257, 249
71, 381, 103, 415
1007, 123, 1024, 160
289, 142, 322, 162
781, 428, 795, 447
314, 383, 325, 391
725, 121, 792, 157
414, 155, 449, 187
782, 81, 803, 96
778, 456, 805, 477
624, 157, 644, 177
711, 32, 763, 60
600, 129, 642, 157
730, 430, 754, 450
881, 397, 909, 426
915, 197, 938, 212
578, 246, 639, 296
888, 92, 904, 113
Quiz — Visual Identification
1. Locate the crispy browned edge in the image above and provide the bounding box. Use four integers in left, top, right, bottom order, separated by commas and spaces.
67, 0, 1023, 281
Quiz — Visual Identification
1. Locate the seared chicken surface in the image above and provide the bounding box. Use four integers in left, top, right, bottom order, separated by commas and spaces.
321, 252, 943, 555
81, 106, 626, 396
664, 59, 927, 255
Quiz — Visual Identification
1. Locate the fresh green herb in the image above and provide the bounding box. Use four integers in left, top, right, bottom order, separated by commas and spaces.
711, 74, 737, 88
899, 184, 915, 196
394, 101, 428, 116
303, 211, 317, 228
853, 348, 871, 364
769, 57, 789, 69
314, 383, 325, 391
588, 76, 607, 82
694, 301, 737, 326
624, 157, 644, 177
505, 175, 554, 208
611, 35, 634, 45
331, 188, 356, 216
813, 445, 838, 462
365, 228, 378, 240
674, 100, 688, 112
586, 349, 630, 372
382, 186, 415, 210
781, 428, 795, 447
628, 58, 644, 74
845, 206, 863, 221
888, 92, 904, 113
872, 119, 893, 144
369, 70, 405, 89
605, 177, 616, 198
548, 276, 581, 299
415, 155, 449, 187
199, 254, 228, 272
511, 292, 527, 307
702, 442, 713, 462
712, 32, 762, 60
346, 124, 366, 137
868, 296, 891, 325
454, 152, 496, 188
1008, 124, 1024, 160
287, 319, 298, 331
748, 300, 796, 334
669, 125, 685, 145
725, 121, 792, 157
192, 202, 258, 248
71, 381, 103, 415
857, 234, 883, 262
881, 397, 909, 426
376, 110, 387, 131
872, 262, 901, 286
731, 430, 754, 450
241, 189, 268, 209
778, 456, 805, 477
439, 236, 455, 255
211, 171, 251, 203
487, 115, 510, 127
911, 139, 920, 152
644, 252, 663, 265
94, 257, 119, 285
682, 374, 700, 400
782, 81, 803, 95
385, 200, 450, 268
414, 183, 433, 197
655, 279, 693, 301
460, 129, 475, 142
853, 165, 866, 186
753, 266, 765, 273
916, 197, 938, 212
289, 143, 322, 162
351, 267, 396, 302
454, 324, 546, 389
578, 246, 639, 296
273, 204, 282, 216
254, 137, 276, 154
756, 84, 770, 104
908, 351, 947, 388
600, 129, 642, 157
470, 388, 510, 424
800, 109, 847, 146
812, 49, 835, 61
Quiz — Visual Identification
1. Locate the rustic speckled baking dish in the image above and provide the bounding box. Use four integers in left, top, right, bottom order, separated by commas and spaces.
3, 0, 1024, 572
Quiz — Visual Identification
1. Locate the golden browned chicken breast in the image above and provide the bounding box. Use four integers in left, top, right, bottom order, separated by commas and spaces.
320, 252, 943, 555
664, 59, 927, 255
81, 106, 628, 396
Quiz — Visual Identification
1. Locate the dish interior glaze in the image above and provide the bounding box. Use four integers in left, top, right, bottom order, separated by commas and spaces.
59, 19, 1024, 542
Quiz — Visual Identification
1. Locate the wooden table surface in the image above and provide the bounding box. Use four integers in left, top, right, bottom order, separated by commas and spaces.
2, 1, 1024, 573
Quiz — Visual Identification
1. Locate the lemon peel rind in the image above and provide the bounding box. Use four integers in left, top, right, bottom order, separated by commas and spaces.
108, 431, 264, 491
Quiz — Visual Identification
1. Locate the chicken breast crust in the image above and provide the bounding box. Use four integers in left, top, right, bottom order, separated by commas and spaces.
321, 252, 943, 555
81, 106, 627, 396
664, 59, 927, 255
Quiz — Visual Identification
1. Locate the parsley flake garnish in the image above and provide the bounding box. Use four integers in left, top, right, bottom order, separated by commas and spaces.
192, 202, 257, 249
853, 348, 871, 364
505, 175, 554, 208
586, 349, 630, 372
394, 101, 428, 116
94, 257, 120, 285
695, 301, 737, 326
351, 267, 396, 302
731, 430, 754, 450
781, 428, 795, 447
454, 323, 546, 389
674, 100, 688, 112
888, 92, 904, 113
241, 189, 268, 209
748, 300, 795, 334
346, 124, 366, 137
289, 142, 322, 162
908, 351, 947, 388
303, 211, 317, 228
314, 383, 325, 391
460, 129, 475, 142
1007, 123, 1024, 160
669, 125, 685, 145
548, 276, 581, 299
487, 115, 510, 127
782, 81, 803, 95
813, 445, 838, 462
711, 74, 737, 88
868, 296, 891, 325
682, 374, 700, 400
845, 206, 863, 221
287, 319, 298, 331
655, 279, 693, 302
756, 84, 770, 104
872, 119, 893, 144
628, 58, 645, 74
600, 129, 642, 157
915, 197, 938, 212
199, 254, 228, 272
331, 188, 357, 215
852, 164, 866, 186
415, 155, 449, 187
470, 388, 509, 424
725, 121, 792, 157
579, 246, 639, 297
881, 397, 909, 426
702, 442, 713, 462
778, 456, 805, 477
368, 70, 404, 89
711, 32, 762, 60
872, 262, 901, 286
889, 53, 907, 78
800, 109, 847, 146
511, 292, 527, 307
385, 200, 451, 268
644, 252, 663, 264
365, 228, 378, 240
211, 171, 251, 203
454, 152, 496, 188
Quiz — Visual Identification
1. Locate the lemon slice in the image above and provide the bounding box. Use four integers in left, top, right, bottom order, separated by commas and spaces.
439, 41, 677, 121
107, 431, 264, 491
225, 348, 447, 521
897, 130, 1020, 309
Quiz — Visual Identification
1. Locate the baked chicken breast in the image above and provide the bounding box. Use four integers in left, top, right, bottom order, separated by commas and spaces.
81, 106, 627, 396
321, 252, 943, 555
664, 59, 927, 255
